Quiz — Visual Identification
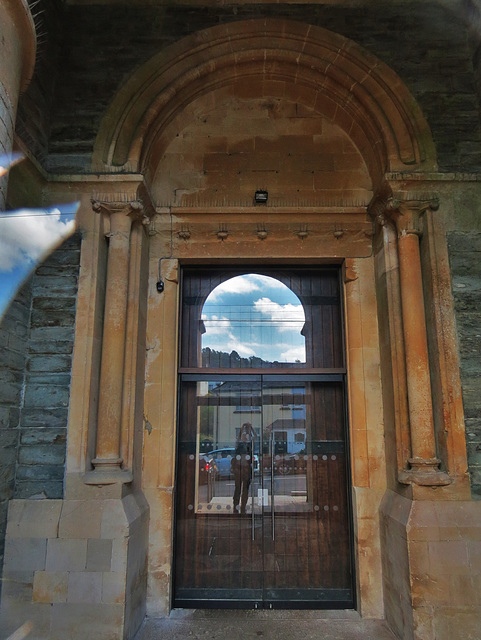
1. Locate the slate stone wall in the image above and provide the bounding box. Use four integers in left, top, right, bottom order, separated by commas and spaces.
15, 2, 479, 175
14, 232, 81, 500
448, 231, 481, 498
0, 280, 31, 568
0, 231, 81, 560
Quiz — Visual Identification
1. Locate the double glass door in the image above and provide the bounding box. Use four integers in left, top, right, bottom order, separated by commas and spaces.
174, 267, 354, 609
174, 374, 353, 608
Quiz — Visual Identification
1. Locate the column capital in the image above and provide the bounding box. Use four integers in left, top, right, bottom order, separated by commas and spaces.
392, 196, 439, 236
368, 191, 439, 236
91, 198, 150, 225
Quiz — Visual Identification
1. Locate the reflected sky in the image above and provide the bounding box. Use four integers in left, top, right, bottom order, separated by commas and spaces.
0, 203, 78, 317
201, 274, 306, 363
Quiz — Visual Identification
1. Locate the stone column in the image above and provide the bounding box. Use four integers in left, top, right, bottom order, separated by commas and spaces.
0, 0, 36, 208
392, 199, 450, 486
88, 199, 144, 481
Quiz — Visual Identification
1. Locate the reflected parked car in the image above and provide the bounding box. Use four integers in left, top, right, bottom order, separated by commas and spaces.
210, 448, 259, 478
198, 454, 217, 485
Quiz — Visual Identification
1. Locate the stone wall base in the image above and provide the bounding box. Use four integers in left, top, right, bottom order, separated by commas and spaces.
0, 492, 149, 640
380, 490, 481, 640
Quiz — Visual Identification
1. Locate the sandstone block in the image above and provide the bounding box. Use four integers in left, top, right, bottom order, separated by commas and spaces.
33, 571, 68, 603
4, 537, 47, 572
68, 571, 102, 603
6, 499, 62, 538
59, 500, 103, 539
102, 571, 125, 604
50, 602, 124, 640
86, 538, 112, 572
46, 538, 87, 572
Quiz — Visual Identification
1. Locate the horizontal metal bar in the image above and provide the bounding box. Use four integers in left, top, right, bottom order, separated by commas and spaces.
180, 372, 345, 382
179, 368, 346, 376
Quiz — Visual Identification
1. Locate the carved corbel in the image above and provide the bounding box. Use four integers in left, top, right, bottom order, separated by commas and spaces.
367, 187, 399, 230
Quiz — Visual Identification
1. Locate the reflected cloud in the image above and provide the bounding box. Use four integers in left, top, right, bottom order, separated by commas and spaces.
253, 297, 305, 332
0, 208, 76, 271
206, 273, 286, 302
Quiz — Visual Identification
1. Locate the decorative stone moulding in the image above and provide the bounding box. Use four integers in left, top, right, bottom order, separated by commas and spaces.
92, 18, 437, 188
368, 189, 451, 488
83, 197, 153, 486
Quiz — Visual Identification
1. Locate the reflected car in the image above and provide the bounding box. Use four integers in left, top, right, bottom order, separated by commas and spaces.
210, 448, 259, 477
198, 454, 217, 485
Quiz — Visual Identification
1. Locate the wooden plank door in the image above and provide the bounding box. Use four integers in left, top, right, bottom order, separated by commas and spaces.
173, 267, 354, 609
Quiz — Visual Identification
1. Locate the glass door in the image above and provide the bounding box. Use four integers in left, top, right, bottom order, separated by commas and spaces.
174, 374, 353, 608
173, 267, 354, 609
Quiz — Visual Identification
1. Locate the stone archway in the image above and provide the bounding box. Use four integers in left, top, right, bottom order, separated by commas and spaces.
92, 18, 437, 188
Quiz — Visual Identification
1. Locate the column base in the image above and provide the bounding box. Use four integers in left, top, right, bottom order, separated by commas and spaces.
399, 457, 451, 486
84, 458, 133, 485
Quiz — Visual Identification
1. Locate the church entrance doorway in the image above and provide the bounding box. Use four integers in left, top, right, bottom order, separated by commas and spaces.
173, 267, 354, 609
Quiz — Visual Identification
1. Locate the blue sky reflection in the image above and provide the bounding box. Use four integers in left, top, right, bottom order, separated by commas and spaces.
202, 274, 306, 363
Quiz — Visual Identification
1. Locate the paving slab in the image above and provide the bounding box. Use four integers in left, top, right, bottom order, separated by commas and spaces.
135, 610, 399, 640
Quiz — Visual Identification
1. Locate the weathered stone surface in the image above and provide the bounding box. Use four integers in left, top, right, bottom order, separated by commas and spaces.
46, 538, 87, 572
33, 2, 481, 174
14, 481, 63, 500
20, 407, 69, 428
30, 275, 78, 298
23, 385, 70, 408
27, 355, 72, 373
16, 465, 65, 482
26, 373, 71, 386
29, 326, 77, 342
19, 428, 66, 446
449, 231, 481, 498
86, 539, 113, 573
30, 308, 77, 328
28, 339, 73, 355
18, 444, 66, 466
33, 571, 68, 604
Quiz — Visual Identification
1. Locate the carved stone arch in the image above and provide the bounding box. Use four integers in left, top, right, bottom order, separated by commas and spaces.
92, 18, 437, 185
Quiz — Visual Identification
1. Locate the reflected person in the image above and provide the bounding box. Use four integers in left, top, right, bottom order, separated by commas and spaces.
232, 422, 256, 514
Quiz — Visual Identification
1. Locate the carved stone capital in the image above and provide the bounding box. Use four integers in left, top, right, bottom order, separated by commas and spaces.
368, 191, 439, 237
393, 197, 439, 236
367, 189, 398, 230
91, 198, 148, 224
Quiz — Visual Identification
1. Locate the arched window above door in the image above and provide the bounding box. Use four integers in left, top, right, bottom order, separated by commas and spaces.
180, 268, 344, 371
201, 274, 306, 368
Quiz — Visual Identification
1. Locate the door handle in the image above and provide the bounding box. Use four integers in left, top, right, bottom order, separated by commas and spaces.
251, 449, 255, 541
270, 435, 275, 541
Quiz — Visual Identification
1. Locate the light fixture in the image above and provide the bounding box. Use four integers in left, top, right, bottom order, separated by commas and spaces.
254, 190, 268, 205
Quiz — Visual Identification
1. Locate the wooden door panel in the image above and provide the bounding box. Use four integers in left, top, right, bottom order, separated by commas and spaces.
174, 267, 353, 609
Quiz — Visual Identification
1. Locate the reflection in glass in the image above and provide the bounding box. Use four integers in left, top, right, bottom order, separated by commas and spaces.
201, 274, 306, 367
194, 379, 322, 515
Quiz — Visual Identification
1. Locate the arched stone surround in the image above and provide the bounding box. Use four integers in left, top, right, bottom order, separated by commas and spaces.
1, 16, 477, 640
92, 19, 437, 186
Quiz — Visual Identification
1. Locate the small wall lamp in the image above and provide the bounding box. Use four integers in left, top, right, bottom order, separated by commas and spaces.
254, 190, 268, 205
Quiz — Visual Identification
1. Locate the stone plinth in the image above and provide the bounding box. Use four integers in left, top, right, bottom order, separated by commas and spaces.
0, 493, 149, 640
381, 490, 481, 640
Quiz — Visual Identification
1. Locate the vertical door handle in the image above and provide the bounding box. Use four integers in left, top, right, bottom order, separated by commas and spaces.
270, 435, 275, 541
251, 448, 255, 541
